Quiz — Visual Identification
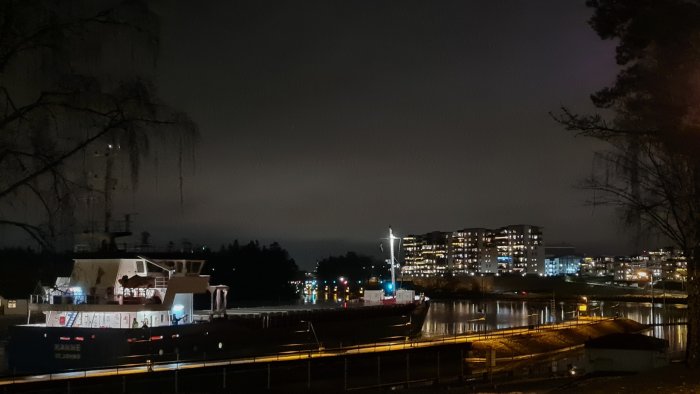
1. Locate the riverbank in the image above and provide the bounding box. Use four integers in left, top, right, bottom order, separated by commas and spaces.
408, 318, 680, 393
468, 317, 646, 364
430, 292, 689, 304
405, 274, 687, 304
447, 317, 696, 394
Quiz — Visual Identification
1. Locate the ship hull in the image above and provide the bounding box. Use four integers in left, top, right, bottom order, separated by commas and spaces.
8, 301, 429, 373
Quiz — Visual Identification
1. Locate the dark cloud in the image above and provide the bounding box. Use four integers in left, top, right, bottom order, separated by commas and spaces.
127, 1, 636, 269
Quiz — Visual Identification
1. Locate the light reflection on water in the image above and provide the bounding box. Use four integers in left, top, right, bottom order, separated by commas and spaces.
422, 299, 687, 353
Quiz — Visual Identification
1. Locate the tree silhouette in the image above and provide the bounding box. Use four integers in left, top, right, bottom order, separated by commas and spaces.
204, 241, 300, 303
0, 0, 197, 251
315, 252, 387, 283
554, 0, 700, 366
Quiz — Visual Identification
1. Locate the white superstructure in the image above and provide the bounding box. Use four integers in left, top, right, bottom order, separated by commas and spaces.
28, 257, 210, 328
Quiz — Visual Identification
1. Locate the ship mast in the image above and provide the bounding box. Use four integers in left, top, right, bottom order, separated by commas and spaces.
389, 226, 396, 297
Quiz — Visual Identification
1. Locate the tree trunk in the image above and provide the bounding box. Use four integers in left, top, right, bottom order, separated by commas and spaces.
691, 159, 700, 367
687, 249, 700, 367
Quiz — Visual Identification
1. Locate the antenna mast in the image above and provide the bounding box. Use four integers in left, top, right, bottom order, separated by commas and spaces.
389, 226, 396, 297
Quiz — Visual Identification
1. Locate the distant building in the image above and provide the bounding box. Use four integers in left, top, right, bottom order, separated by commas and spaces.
579, 256, 612, 277
402, 232, 449, 277
448, 228, 497, 274
544, 244, 581, 276
544, 255, 581, 276
0, 296, 28, 316
402, 224, 544, 277
614, 257, 641, 282
494, 225, 544, 275
611, 247, 687, 283
647, 247, 686, 281
585, 256, 617, 277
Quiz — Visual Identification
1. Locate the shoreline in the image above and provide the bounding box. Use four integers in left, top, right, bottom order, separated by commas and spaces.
424, 292, 688, 304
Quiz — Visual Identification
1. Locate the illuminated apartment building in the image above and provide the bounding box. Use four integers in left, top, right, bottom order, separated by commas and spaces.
543, 255, 581, 276
544, 244, 582, 276
612, 248, 688, 282
401, 232, 449, 277
582, 256, 616, 277
494, 225, 544, 274
448, 228, 497, 274
401, 224, 543, 277
647, 247, 686, 281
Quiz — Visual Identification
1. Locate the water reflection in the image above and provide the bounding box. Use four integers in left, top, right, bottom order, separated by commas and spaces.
422, 299, 687, 354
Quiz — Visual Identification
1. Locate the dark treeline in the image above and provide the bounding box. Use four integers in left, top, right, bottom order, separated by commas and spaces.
315, 252, 388, 283
0, 248, 73, 299
0, 241, 301, 304
202, 241, 300, 303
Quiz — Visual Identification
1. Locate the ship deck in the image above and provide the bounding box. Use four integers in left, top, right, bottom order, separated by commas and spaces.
193, 300, 420, 319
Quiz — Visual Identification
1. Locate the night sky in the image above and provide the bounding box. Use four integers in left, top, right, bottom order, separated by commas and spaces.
125, 1, 633, 269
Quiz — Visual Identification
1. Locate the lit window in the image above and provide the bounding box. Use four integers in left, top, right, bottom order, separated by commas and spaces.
8, 300, 17, 308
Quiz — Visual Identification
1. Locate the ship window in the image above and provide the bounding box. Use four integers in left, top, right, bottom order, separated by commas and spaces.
8, 300, 16, 308
191, 262, 202, 273
176, 262, 184, 273
136, 260, 146, 274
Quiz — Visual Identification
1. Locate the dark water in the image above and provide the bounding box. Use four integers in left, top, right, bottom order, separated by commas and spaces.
422, 299, 687, 354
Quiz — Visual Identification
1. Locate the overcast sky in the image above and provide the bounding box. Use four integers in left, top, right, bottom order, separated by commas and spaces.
120, 1, 645, 269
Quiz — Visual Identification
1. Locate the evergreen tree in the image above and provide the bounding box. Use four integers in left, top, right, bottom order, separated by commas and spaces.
555, 0, 700, 366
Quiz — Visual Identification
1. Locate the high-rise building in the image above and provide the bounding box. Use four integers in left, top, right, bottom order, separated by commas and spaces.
448, 228, 497, 274
401, 232, 449, 277
401, 224, 544, 277
493, 225, 544, 274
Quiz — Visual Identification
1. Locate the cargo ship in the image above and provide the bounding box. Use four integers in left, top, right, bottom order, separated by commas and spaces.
7, 251, 428, 373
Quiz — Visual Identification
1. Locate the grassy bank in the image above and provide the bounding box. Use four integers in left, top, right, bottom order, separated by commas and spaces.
469, 317, 646, 362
